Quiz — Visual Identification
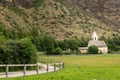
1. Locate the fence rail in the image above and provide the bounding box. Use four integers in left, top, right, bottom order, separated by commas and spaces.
0, 62, 64, 78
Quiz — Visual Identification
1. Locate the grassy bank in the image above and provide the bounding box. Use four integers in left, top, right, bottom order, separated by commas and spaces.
1, 54, 120, 80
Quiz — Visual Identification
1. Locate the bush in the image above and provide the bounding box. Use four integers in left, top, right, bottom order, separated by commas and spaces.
88, 45, 99, 54
54, 47, 63, 55
0, 40, 18, 64
17, 38, 37, 64
0, 38, 37, 64
34, 0, 43, 7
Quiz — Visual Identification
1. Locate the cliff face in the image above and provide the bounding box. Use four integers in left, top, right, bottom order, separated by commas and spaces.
60, 0, 120, 30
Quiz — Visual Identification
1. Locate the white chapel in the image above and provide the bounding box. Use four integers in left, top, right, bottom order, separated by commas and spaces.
79, 31, 108, 53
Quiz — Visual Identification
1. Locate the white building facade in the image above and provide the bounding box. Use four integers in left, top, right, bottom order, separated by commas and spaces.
79, 31, 108, 53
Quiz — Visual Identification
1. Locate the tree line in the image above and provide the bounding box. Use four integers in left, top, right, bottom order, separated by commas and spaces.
0, 23, 120, 65
32, 35, 89, 55
100, 35, 120, 52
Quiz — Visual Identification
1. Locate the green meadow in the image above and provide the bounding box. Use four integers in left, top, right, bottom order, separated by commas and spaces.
1, 54, 120, 80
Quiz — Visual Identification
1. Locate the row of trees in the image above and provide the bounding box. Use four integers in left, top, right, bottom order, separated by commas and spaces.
1, 23, 120, 56
100, 35, 120, 52
32, 36, 89, 55
32, 35, 120, 54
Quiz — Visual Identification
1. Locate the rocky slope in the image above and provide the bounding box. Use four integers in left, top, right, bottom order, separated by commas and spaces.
0, 0, 119, 40
60, 0, 120, 30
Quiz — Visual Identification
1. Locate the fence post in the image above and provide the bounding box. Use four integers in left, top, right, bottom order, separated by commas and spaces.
46, 64, 49, 72
23, 64, 26, 76
36, 63, 39, 74
6, 64, 9, 78
54, 63, 56, 71
62, 63, 64, 69
59, 63, 61, 70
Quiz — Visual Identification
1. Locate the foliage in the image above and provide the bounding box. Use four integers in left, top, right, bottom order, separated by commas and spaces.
32, 35, 56, 54
56, 39, 80, 51
0, 40, 18, 64
0, 23, 5, 36
0, 38, 37, 64
0, 36, 5, 44
0, 22, 120, 55
79, 37, 90, 47
66, 39, 79, 50
54, 47, 63, 55
17, 38, 37, 64
34, 0, 43, 7
42, 36, 55, 54
31, 36, 43, 51
100, 36, 120, 52
9, 6, 26, 16
88, 45, 99, 54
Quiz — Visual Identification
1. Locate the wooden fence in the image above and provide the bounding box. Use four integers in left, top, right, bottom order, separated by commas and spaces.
0, 62, 64, 78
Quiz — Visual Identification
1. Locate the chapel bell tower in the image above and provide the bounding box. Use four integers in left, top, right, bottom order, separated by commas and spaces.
92, 31, 98, 41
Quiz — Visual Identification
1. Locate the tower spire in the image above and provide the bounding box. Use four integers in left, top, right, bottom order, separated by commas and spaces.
92, 31, 98, 40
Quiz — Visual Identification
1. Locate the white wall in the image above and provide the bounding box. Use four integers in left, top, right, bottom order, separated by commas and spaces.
99, 47, 108, 53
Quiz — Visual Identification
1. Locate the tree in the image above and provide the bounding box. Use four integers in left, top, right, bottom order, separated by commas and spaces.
42, 36, 55, 54
0, 40, 18, 64
88, 45, 99, 54
17, 38, 37, 64
31, 36, 43, 51
58, 40, 69, 51
79, 37, 89, 47
67, 39, 79, 50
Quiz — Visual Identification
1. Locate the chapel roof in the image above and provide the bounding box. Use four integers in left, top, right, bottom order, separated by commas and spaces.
88, 40, 107, 47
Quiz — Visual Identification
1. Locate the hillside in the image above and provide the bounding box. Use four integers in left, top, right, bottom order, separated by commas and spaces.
0, 0, 119, 40
60, 0, 120, 30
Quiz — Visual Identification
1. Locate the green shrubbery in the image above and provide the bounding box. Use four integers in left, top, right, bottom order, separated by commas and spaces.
54, 47, 63, 55
0, 22, 120, 56
34, 0, 43, 7
100, 36, 120, 52
32, 36, 89, 55
88, 46, 99, 54
0, 38, 37, 64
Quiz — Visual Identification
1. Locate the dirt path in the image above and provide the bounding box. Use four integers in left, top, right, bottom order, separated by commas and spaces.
0, 63, 59, 78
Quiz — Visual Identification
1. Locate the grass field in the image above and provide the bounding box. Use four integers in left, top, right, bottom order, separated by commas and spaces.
1, 54, 120, 80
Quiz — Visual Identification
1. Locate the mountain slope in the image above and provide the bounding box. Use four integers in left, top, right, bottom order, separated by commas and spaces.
0, 0, 119, 40
60, 0, 120, 30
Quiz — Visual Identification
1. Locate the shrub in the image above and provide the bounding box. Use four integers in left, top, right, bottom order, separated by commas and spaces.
0, 40, 18, 64
0, 38, 37, 64
88, 45, 99, 54
17, 38, 37, 64
34, 0, 43, 7
54, 47, 63, 55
